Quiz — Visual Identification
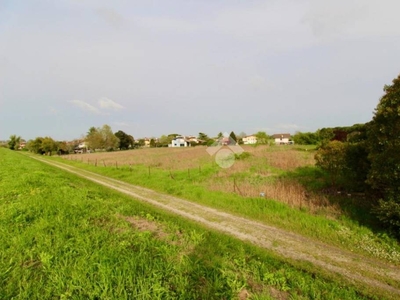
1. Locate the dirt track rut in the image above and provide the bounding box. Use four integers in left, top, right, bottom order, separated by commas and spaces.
32, 156, 400, 297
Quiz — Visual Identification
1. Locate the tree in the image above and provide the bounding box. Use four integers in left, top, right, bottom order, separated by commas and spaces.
198, 132, 209, 142
115, 130, 134, 150
315, 140, 347, 187
255, 131, 268, 144
86, 124, 119, 151
8, 135, 21, 150
41, 137, 57, 155
56, 141, 69, 155
229, 131, 237, 144
365, 74, 400, 236
150, 138, 156, 148
367, 74, 400, 199
27, 137, 44, 154
217, 132, 223, 139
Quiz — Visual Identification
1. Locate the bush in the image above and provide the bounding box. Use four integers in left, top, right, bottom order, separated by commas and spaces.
373, 199, 400, 238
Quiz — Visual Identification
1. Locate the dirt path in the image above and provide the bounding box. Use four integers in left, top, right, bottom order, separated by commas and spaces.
32, 156, 400, 297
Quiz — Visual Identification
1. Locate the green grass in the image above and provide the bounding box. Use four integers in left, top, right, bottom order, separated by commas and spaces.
44, 151, 400, 266
0, 148, 387, 299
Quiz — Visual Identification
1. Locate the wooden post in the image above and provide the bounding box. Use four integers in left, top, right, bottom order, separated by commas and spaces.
116, 161, 118, 169
95, 159, 97, 167
103, 160, 106, 167
129, 163, 132, 172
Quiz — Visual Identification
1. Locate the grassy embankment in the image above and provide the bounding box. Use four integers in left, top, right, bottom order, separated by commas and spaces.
0, 148, 383, 299
48, 146, 400, 266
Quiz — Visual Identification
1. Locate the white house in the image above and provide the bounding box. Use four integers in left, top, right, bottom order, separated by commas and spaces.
242, 135, 257, 145
170, 136, 191, 147
272, 133, 291, 145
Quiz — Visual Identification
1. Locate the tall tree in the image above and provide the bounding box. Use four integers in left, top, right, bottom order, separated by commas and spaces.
86, 124, 119, 151
367, 74, 400, 198
366, 74, 400, 236
198, 132, 209, 141
27, 137, 44, 154
41, 137, 57, 155
115, 130, 134, 150
229, 131, 237, 144
255, 131, 268, 144
8, 135, 21, 150
149, 138, 156, 148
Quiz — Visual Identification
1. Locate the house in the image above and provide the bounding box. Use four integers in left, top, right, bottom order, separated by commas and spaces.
74, 141, 88, 153
169, 136, 191, 147
242, 135, 257, 145
18, 142, 27, 150
272, 133, 292, 145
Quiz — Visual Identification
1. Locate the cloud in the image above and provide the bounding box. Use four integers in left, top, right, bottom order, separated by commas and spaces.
70, 100, 101, 114
98, 97, 124, 110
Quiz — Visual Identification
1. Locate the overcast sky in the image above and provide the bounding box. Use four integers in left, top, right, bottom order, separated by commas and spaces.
1, 0, 400, 141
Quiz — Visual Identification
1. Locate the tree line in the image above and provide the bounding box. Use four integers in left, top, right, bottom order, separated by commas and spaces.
314, 73, 400, 237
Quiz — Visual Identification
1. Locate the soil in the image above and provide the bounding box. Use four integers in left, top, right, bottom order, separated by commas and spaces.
32, 156, 400, 297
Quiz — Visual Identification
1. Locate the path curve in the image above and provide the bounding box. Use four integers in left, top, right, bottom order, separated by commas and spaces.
31, 156, 400, 297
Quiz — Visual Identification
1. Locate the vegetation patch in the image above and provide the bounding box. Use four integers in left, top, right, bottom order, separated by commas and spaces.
0, 148, 390, 299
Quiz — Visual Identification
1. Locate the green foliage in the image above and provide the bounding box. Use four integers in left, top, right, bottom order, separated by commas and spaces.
8, 135, 21, 150
86, 124, 119, 151
198, 132, 210, 144
229, 131, 237, 143
234, 152, 251, 160
366, 74, 400, 234
41, 137, 57, 155
367, 74, 400, 199
255, 131, 268, 144
149, 138, 156, 148
293, 132, 319, 145
315, 141, 347, 187
0, 149, 376, 299
373, 199, 400, 238
115, 130, 134, 150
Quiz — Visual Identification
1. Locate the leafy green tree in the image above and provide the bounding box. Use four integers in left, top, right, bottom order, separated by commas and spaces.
366, 74, 400, 235
41, 137, 57, 155
255, 131, 268, 144
56, 141, 69, 155
217, 132, 223, 139
198, 132, 209, 142
115, 130, 134, 150
86, 124, 119, 151
27, 137, 44, 154
8, 135, 21, 150
150, 138, 156, 148
315, 140, 347, 187
366, 74, 400, 199
293, 132, 319, 145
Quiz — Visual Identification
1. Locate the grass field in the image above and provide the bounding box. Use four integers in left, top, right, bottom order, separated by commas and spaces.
0, 148, 393, 299
55, 145, 400, 266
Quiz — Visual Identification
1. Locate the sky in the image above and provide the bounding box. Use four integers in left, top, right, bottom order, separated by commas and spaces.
1, 0, 400, 141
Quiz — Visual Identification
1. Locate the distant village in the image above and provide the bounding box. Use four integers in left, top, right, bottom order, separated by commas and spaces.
1, 130, 294, 154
